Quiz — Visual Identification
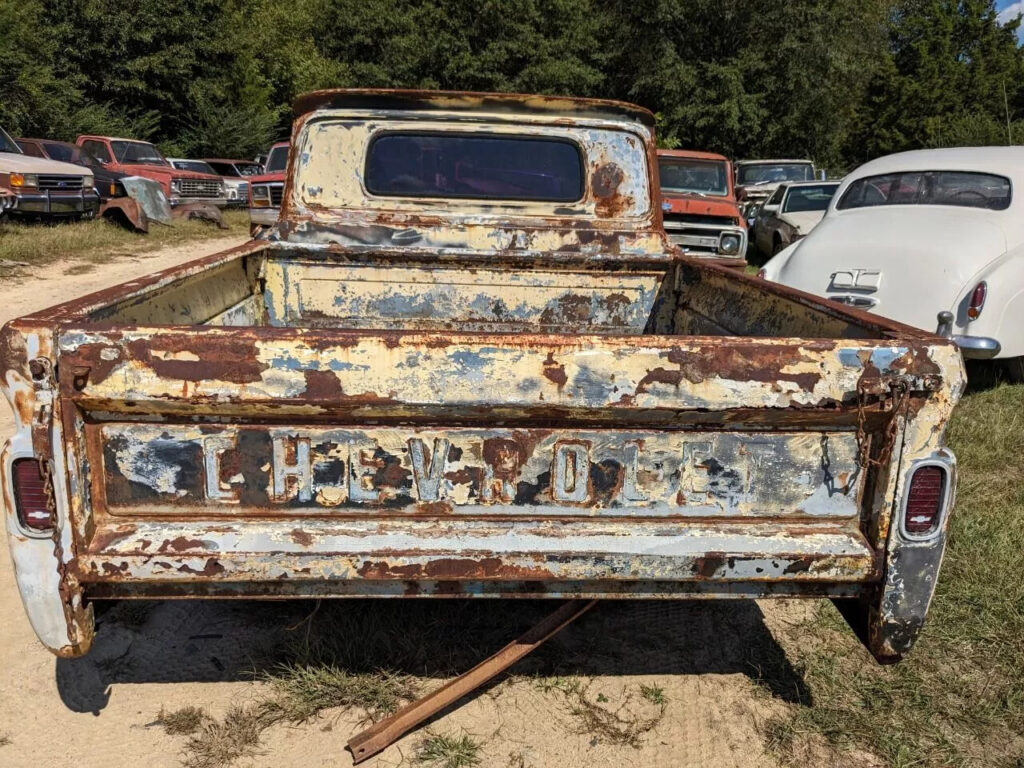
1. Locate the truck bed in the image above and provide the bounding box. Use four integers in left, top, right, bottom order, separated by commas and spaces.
3, 244, 956, 604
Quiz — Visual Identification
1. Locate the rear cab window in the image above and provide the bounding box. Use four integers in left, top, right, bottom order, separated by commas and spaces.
838, 171, 1011, 211
365, 134, 584, 202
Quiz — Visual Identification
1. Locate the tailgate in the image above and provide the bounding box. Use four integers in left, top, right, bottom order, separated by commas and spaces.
49, 327, 936, 596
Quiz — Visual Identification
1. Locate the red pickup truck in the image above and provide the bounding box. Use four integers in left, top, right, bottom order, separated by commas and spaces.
247, 141, 289, 233
75, 135, 227, 208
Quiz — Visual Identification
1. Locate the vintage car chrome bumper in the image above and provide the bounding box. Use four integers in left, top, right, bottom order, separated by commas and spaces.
664, 221, 747, 258
953, 335, 1001, 359
169, 195, 229, 209
249, 206, 280, 226
8, 189, 100, 218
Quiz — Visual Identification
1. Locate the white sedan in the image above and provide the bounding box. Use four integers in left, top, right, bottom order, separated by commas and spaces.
760, 147, 1024, 377
753, 180, 840, 256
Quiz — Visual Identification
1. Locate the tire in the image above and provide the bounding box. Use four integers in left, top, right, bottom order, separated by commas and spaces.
772, 233, 785, 256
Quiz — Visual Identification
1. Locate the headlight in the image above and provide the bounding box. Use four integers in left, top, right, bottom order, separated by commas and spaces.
10, 173, 38, 189
719, 233, 742, 255
82, 175, 94, 189
219, 182, 226, 195
251, 185, 270, 207
170, 179, 182, 193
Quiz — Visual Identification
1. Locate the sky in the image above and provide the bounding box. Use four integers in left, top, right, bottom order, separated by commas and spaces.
997, 0, 1024, 40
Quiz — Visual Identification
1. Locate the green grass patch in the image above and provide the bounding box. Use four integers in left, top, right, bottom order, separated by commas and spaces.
416, 731, 484, 768
767, 383, 1024, 767
0, 210, 247, 271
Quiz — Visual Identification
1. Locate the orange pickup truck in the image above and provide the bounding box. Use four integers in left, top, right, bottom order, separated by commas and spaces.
657, 149, 747, 266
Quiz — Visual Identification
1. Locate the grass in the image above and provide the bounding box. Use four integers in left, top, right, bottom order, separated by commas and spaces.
156, 705, 207, 735
0, 209, 247, 271
416, 732, 483, 767
534, 677, 668, 748
765, 383, 1024, 767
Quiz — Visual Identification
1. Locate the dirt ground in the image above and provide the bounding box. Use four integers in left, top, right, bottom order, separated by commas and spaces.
0, 239, 807, 768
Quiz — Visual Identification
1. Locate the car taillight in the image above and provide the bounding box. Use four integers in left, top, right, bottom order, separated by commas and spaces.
903, 465, 946, 537
757, 269, 766, 279
967, 281, 987, 319
12, 458, 55, 532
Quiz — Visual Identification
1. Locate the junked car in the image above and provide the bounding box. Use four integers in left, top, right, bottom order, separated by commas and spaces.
760, 147, 1024, 376
0, 127, 99, 221
204, 159, 261, 207
76, 136, 227, 209
657, 149, 747, 266
735, 158, 816, 220
18, 138, 169, 232
753, 180, 840, 257
0, 90, 964, 668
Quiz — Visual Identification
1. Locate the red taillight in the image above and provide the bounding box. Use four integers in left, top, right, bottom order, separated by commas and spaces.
967, 282, 987, 319
757, 269, 766, 279
12, 458, 54, 532
904, 465, 946, 537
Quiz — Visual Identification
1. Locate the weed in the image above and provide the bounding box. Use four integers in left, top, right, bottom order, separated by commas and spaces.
262, 663, 418, 723
640, 684, 666, 706
416, 731, 483, 768
156, 705, 207, 736
182, 704, 268, 768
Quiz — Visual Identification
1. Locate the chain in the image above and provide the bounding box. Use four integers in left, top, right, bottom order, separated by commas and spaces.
856, 379, 909, 469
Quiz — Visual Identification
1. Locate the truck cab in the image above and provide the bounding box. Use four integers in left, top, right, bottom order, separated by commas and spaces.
75, 135, 227, 208
1, 91, 963, 666
657, 149, 747, 266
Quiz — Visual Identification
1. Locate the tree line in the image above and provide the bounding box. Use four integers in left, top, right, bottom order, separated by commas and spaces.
1, 0, 1021, 172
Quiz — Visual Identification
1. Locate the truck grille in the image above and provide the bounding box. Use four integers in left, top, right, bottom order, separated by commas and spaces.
236, 182, 249, 198
662, 213, 741, 253
37, 175, 84, 190
269, 184, 284, 206
175, 178, 221, 198
663, 213, 737, 227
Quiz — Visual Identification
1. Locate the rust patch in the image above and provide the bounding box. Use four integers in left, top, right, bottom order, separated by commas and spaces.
290, 528, 314, 546
542, 352, 568, 390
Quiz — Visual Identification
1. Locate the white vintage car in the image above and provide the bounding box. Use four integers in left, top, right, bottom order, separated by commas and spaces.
761, 147, 1024, 377
752, 180, 840, 256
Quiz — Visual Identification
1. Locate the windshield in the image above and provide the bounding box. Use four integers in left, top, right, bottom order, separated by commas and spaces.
173, 160, 216, 175
265, 146, 289, 173
838, 171, 1011, 211
783, 183, 840, 213
365, 133, 584, 202
111, 140, 168, 166
658, 158, 729, 197
235, 162, 260, 176
738, 163, 814, 186
0, 128, 22, 154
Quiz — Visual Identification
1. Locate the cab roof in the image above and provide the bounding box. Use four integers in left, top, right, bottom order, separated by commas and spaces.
293, 89, 656, 128
657, 149, 730, 162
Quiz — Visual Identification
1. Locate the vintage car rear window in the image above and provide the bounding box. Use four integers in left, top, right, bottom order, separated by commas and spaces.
838, 171, 1011, 211
365, 133, 584, 202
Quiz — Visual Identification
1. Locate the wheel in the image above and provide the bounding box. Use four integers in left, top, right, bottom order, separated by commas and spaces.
772, 233, 786, 256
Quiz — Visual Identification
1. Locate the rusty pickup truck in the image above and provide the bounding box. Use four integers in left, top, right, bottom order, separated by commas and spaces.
1, 90, 963, 663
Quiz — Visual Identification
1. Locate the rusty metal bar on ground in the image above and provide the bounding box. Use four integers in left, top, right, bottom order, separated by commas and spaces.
346, 599, 598, 763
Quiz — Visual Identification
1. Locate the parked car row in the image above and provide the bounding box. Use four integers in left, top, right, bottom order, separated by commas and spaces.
655, 152, 833, 265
